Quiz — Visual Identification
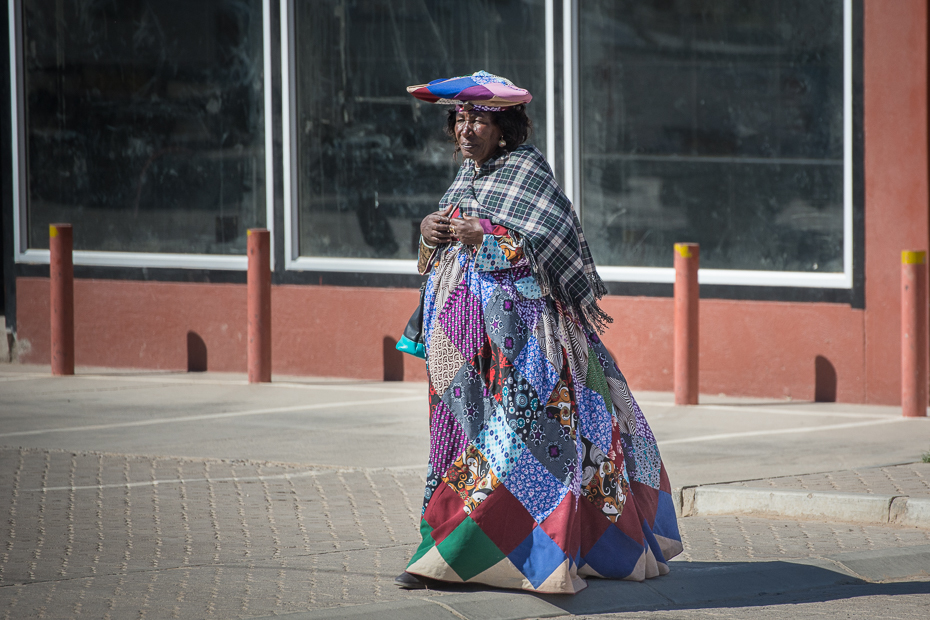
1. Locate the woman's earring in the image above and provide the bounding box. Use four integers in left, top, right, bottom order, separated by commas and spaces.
498, 138, 506, 148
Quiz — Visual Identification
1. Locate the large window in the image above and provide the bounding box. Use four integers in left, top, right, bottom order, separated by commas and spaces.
19, 0, 267, 256
289, 0, 548, 264
8, 0, 855, 288
578, 0, 848, 281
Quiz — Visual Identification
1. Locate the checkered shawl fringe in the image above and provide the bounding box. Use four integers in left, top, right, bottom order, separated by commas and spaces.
439, 145, 612, 332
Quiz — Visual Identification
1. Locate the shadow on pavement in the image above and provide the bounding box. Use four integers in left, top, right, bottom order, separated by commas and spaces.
533, 560, 930, 616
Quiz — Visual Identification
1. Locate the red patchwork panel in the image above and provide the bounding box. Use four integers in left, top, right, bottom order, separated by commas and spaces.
659, 463, 672, 494
469, 483, 536, 556
630, 480, 659, 529
577, 491, 612, 556
539, 491, 580, 560
424, 482, 467, 543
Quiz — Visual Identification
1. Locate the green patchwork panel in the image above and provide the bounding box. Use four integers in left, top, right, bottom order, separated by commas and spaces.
436, 516, 507, 581
586, 347, 613, 413
408, 518, 436, 567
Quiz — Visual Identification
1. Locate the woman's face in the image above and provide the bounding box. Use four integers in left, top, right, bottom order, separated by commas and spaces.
454, 110, 503, 166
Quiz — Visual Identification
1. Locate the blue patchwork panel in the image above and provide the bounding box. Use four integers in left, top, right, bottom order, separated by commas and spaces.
468, 269, 499, 310
523, 404, 578, 489
473, 403, 526, 484
576, 384, 613, 454
505, 449, 569, 523
642, 519, 667, 564
507, 526, 569, 589
513, 335, 559, 405
474, 234, 513, 272
422, 269, 440, 356
514, 276, 544, 299
653, 490, 682, 542
583, 524, 645, 579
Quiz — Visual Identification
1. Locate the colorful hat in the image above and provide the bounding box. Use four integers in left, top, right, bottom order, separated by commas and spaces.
406, 70, 532, 111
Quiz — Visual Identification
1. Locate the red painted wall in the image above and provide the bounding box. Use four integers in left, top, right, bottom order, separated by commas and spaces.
14, 276, 862, 401
16, 278, 427, 382
576, 296, 864, 403
863, 0, 930, 404
11, 0, 930, 404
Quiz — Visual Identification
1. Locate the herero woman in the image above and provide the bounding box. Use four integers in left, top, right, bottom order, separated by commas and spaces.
397, 71, 682, 594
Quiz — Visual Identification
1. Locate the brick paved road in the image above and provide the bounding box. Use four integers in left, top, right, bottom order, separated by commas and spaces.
2, 447, 929, 619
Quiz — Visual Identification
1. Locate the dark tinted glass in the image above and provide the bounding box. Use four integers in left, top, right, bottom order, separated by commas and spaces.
294, 0, 547, 259
23, 0, 266, 254
580, 0, 844, 272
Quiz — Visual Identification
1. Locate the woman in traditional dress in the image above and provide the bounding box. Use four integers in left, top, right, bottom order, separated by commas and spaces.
396, 71, 682, 594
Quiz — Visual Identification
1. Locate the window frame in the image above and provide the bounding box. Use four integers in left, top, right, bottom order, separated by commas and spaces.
283, 0, 854, 289
7, 0, 855, 289
280, 0, 559, 274
7, 0, 277, 271
570, 0, 855, 289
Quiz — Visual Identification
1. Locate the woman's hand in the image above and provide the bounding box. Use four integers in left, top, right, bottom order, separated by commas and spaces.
420, 204, 456, 246
451, 214, 484, 246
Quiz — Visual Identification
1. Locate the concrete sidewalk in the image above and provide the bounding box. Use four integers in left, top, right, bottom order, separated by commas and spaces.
0, 364, 928, 619
680, 462, 930, 529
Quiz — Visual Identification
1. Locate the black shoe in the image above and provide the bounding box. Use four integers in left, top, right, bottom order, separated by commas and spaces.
394, 571, 430, 590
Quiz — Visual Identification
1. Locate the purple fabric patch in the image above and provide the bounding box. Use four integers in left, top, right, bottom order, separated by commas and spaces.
515, 297, 543, 331
505, 449, 569, 523
429, 401, 469, 479
513, 335, 559, 405
493, 270, 519, 300
438, 282, 484, 360
631, 395, 656, 444
576, 384, 613, 453
457, 84, 495, 100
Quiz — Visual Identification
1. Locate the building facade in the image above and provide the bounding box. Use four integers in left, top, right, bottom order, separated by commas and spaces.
2, 0, 928, 404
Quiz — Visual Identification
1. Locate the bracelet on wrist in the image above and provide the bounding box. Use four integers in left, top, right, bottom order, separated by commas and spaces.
420, 235, 437, 249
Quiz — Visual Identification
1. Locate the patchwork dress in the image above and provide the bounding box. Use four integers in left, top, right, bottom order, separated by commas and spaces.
406, 201, 683, 594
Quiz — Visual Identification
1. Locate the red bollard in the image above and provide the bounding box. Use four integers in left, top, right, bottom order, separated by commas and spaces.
901, 250, 927, 417
247, 229, 271, 383
674, 243, 699, 405
50, 224, 75, 376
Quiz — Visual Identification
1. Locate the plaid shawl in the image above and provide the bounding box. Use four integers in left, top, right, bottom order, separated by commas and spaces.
439, 145, 611, 331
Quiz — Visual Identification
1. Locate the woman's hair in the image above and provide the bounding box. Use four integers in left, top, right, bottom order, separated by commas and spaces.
445, 104, 533, 159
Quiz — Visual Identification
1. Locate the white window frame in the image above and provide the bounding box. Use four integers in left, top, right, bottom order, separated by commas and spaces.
280, 0, 559, 275
282, 0, 853, 289
568, 0, 854, 289
7, 0, 276, 271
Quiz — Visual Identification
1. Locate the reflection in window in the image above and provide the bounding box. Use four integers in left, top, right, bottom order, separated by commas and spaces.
23, 0, 266, 254
294, 0, 547, 260
580, 0, 844, 272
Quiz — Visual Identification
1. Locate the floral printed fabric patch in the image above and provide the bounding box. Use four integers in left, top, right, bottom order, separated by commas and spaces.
524, 380, 579, 488
485, 288, 529, 361
473, 403, 527, 484
445, 444, 502, 514
621, 434, 662, 490
580, 436, 629, 522
505, 448, 569, 523
442, 362, 497, 440
576, 384, 613, 454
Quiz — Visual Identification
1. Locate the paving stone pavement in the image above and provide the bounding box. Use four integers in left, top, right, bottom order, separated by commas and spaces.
1, 446, 929, 619
718, 462, 930, 498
